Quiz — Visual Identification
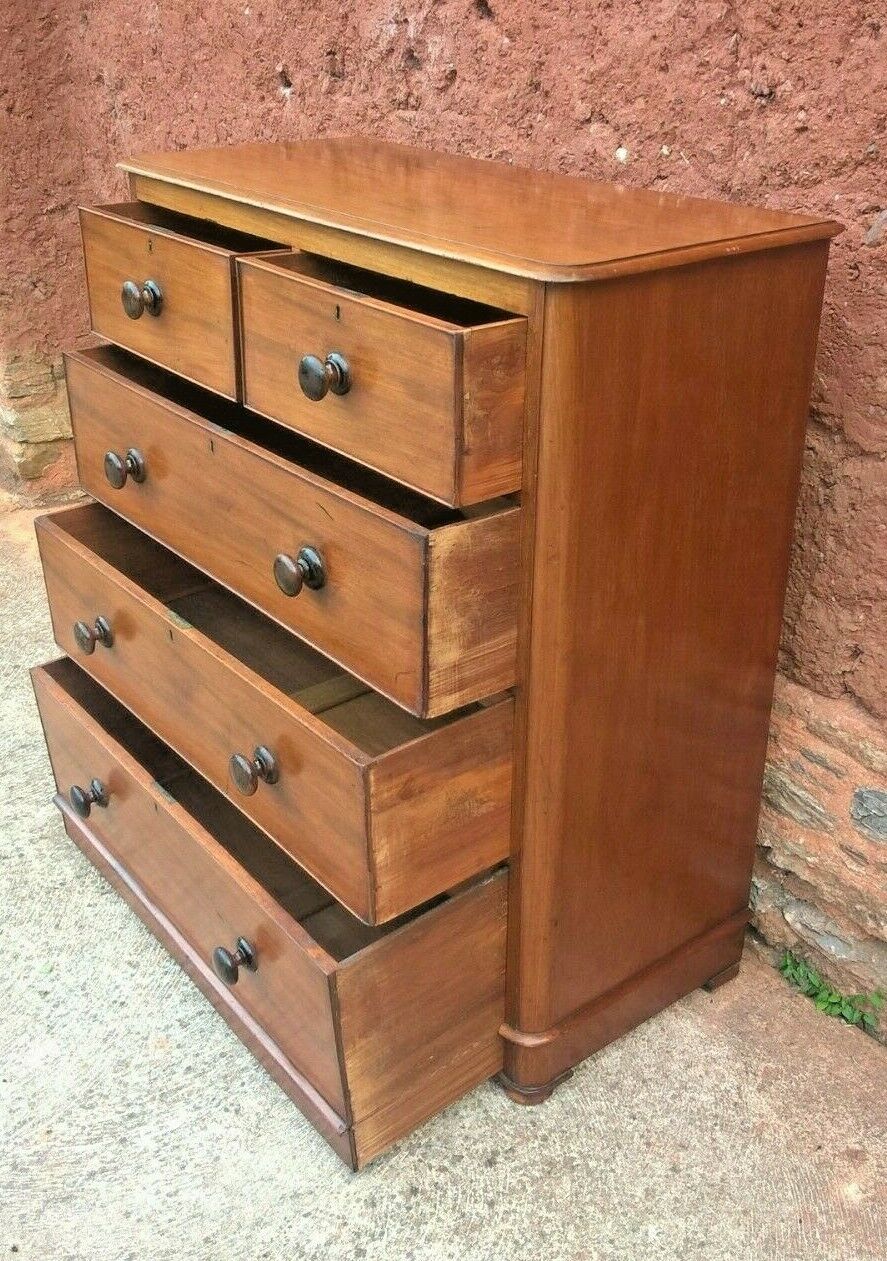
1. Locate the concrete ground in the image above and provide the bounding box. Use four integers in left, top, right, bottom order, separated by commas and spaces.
1, 501, 884, 1261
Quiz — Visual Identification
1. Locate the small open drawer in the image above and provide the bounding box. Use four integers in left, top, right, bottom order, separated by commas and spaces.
79, 202, 282, 398
33, 660, 507, 1169
37, 503, 513, 923
65, 345, 520, 716
238, 251, 527, 506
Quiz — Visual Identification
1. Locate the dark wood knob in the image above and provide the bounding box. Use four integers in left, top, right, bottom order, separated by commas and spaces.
121, 279, 163, 320
211, 937, 257, 985
69, 778, 109, 818
73, 616, 114, 655
229, 746, 279, 796
104, 448, 146, 489
298, 352, 351, 401
273, 546, 325, 597
121, 280, 144, 319
141, 279, 163, 316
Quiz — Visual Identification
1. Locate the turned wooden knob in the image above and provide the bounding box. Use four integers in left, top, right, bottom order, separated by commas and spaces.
229, 746, 279, 796
73, 616, 114, 655
104, 448, 146, 489
212, 937, 257, 985
298, 352, 351, 401
69, 778, 109, 819
272, 546, 325, 597
121, 279, 163, 319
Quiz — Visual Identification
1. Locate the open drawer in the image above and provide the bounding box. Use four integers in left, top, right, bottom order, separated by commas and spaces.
79, 202, 282, 398
238, 251, 527, 506
37, 503, 513, 923
65, 345, 520, 716
33, 660, 508, 1170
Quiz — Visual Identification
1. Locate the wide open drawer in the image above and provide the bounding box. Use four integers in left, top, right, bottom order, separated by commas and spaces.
238, 251, 527, 506
33, 660, 508, 1169
80, 202, 280, 398
37, 503, 513, 924
66, 345, 520, 716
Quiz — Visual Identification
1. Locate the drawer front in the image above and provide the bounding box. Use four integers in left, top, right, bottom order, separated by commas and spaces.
238, 254, 527, 506
32, 663, 348, 1117
34, 660, 508, 1166
81, 204, 249, 398
58, 805, 354, 1167
36, 504, 515, 923
37, 511, 371, 918
66, 349, 520, 716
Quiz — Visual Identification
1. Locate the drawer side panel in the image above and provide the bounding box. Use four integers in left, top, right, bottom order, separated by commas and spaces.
336, 869, 507, 1165
459, 318, 527, 504
426, 507, 521, 715
369, 700, 514, 923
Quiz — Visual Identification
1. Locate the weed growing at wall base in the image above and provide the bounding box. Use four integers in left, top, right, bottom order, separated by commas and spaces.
780, 951, 884, 1034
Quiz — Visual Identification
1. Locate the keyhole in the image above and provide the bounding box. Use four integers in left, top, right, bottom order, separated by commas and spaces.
335, 304, 341, 321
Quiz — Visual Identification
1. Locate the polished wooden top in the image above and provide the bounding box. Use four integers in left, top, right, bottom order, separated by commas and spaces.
120, 138, 841, 282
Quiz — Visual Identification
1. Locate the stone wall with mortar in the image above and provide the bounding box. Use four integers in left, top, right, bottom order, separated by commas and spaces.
2, 2, 884, 1017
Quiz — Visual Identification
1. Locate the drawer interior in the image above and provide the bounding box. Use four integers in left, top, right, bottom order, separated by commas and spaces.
90, 201, 284, 254
75, 344, 514, 528
246, 250, 519, 329
54, 503, 486, 755
43, 658, 441, 961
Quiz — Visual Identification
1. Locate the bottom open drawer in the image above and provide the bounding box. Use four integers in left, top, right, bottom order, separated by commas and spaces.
32, 659, 507, 1169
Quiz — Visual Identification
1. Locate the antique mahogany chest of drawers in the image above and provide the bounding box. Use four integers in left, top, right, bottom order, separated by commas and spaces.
31, 139, 839, 1168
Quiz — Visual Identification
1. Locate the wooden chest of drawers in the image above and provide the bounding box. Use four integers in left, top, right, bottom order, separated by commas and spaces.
31, 139, 839, 1167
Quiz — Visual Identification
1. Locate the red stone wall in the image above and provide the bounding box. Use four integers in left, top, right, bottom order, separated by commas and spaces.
2, 2, 884, 1009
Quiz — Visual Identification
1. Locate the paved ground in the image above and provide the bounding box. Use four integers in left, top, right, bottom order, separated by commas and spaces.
1, 502, 884, 1261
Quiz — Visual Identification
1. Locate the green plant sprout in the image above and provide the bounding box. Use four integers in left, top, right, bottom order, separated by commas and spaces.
780, 950, 884, 1033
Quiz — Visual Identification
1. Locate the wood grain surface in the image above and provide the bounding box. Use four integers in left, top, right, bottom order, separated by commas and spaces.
32, 659, 348, 1117
127, 172, 539, 315
66, 346, 519, 716
119, 139, 840, 281
239, 251, 527, 505
337, 868, 507, 1166
505, 241, 831, 1086
37, 503, 513, 923
56, 801, 358, 1167
80, 202, 278, 397
34, 659, 507, 1168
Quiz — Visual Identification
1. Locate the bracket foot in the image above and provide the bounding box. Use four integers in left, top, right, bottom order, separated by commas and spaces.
702, 959, 741, 992
495, 1068, 573, 1106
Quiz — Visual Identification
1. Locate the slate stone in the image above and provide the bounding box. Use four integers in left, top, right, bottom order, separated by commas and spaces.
850, 788, 887, 841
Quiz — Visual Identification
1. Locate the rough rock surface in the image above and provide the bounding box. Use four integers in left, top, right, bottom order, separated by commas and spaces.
0, 349, 74, 495
755, 675, 887, 1029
